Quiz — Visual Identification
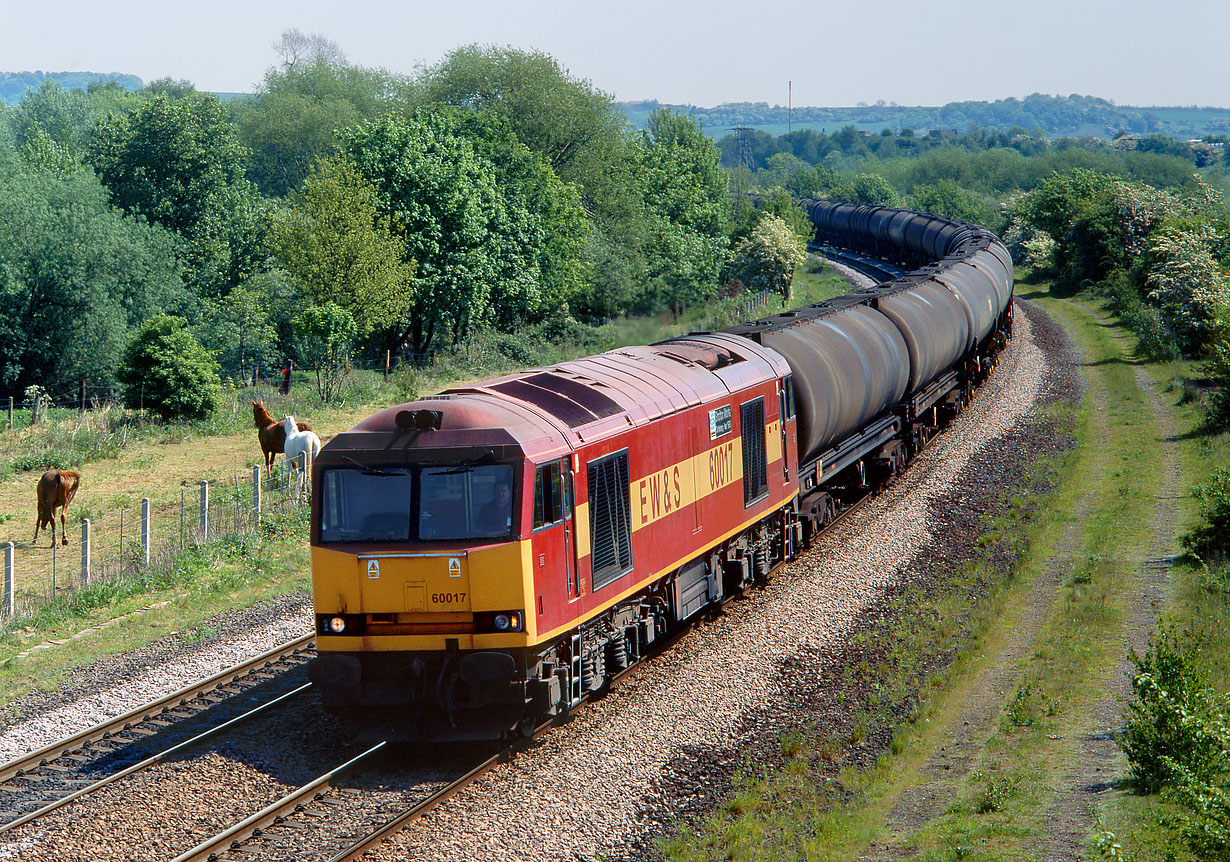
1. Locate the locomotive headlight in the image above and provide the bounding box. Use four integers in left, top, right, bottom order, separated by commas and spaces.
328, 616, 347, 633
494, 613, 512, 631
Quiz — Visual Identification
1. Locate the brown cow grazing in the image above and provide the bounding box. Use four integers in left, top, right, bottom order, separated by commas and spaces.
252, 401, 312, 474
33, 470, 80, 547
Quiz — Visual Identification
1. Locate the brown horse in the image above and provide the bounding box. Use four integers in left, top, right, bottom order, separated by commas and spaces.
34, 470, 80, 547
252, 401, 311, 473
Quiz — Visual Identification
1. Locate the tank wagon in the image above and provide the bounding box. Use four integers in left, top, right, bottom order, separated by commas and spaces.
306, 202, 1014, 741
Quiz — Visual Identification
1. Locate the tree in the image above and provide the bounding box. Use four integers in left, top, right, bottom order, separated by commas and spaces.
88, 93, 249, 234
235, 59, 408, 197
339, 107, 589, 353
908, 179, 991, 223
87, 92, 266, 295
0, 144, 185, 391
850, 173, 899, 207
270, 157, 415, 344
293, 303, 357, 401
117, 315, 221, 420
415, 45, 625, 184
1145, 224, 1229, 353
195, 281, 279, 382
731, 213, 807, 302
635, 109, 732, 313
272, 29, 346, 70
10, 79, 134, 157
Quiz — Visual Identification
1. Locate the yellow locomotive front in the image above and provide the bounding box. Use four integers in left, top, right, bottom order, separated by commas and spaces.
307, 400, 568, 741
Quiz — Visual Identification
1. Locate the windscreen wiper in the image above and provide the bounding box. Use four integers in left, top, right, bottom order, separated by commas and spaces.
340, 455, 403, 477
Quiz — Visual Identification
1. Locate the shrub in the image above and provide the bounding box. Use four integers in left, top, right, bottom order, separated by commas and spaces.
1120, 624, 1226, 793
293, 302, 358, 402
1184, 468, 1230, 562
1206, 338, 1230, 428
117, 315, 222, 421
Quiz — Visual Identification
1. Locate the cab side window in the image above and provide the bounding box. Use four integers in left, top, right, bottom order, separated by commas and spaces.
533, 463, 564, 530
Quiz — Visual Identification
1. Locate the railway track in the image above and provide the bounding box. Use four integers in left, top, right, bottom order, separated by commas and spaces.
0, 634, 314, 831
811, 243, 906, 283
179, 490, 887, 862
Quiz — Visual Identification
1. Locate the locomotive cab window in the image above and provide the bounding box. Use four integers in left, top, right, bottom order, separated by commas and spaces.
533, 463, 565, 531
741, 397, 769, 506
419, 463, 516, 540
319, 468, 412, 543
781, 375, 796, 421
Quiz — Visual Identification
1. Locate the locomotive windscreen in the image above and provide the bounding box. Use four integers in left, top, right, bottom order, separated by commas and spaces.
319, 468, 412, 542
317, 463, 516, 543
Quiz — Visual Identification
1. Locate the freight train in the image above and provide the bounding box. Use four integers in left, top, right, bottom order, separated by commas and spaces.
306, 201, 1014, 741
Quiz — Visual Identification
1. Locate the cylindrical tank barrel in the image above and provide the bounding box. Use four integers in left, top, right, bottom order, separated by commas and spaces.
872, 282, 971, 392
750, 304, 909, 465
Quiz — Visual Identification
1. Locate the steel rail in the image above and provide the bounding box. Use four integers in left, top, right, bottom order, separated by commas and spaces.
0, 682, 313, 833
170, 741, 388, 862
0, 633, 314, 784
194, 339, 976, 862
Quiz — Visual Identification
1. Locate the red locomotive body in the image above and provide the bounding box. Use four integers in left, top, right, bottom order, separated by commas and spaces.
309, 333, 800, 740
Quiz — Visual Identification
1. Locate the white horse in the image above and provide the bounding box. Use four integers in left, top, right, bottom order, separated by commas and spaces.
283, 415, 321, 501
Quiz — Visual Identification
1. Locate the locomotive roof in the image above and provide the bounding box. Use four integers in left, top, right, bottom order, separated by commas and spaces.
320, 333, 789, 463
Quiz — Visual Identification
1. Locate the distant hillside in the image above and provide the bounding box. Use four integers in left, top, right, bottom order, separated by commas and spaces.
1, 71, 143, 105
621, 94, 1230, 141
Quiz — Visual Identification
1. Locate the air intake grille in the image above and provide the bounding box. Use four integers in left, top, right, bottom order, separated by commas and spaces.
741, 398, 768, 505
588, 451, 632, 589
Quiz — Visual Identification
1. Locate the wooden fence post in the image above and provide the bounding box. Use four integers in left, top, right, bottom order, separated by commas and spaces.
141, 498, 151, 566
384, 350, 391, 383
199, 481, 209, 540
80, 519, 91, 586
31, 394, 39, 426
7, 397, 12, 430
3, 542, 13, 617
252, 465, 262, 527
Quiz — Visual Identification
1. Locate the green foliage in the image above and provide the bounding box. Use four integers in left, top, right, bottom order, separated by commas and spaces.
88, 92, 248, 235
9, 79, 136, 156
87, 92, 266, 295
0, 143, 186, 391
634, 109, 732, 313
270, 156, 415, 343
117, 315, 222, 420
730, 213, 806, 301
1206, 339, 1230, 427
194, 281, 280, 379
235, 59, 408, 197
1145, 224, 1230, 353
339, 107, 589, 353
850, 172, 899, 207
751, 186, 813, 244
1183, 468, 1230, 562
415, 45, 625, 183
1121, 625, 1226, 793
908, 178, 993, 223
293, 302, 358, 402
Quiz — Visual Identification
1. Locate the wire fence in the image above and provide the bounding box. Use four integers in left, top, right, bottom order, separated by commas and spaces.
696, 288, 778, 332
0, 455, 312, 622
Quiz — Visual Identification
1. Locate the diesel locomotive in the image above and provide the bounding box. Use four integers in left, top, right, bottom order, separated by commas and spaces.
306, 201, 1014, 741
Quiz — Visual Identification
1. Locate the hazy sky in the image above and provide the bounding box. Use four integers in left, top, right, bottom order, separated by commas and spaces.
1, 0, 1225, 108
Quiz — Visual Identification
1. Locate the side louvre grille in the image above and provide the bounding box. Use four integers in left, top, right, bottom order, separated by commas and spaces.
741, 398, 768, 505
588, 452, 632, 589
